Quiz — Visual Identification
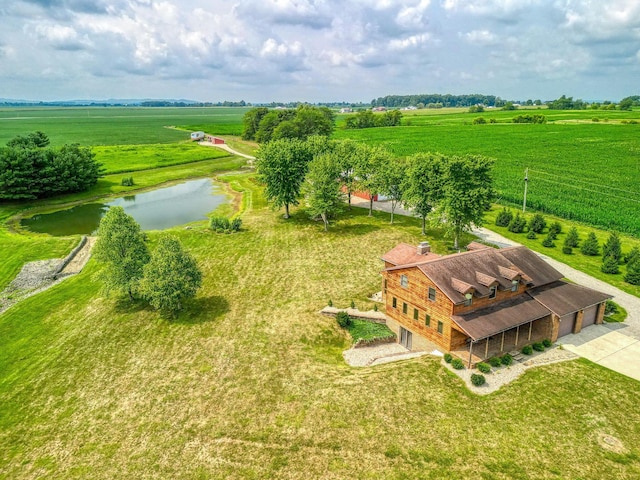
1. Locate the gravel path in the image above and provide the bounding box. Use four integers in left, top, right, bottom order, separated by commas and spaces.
198, 141, 256, 161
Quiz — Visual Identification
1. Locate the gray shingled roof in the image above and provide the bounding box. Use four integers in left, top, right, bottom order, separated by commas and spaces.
451, 294, 552, 341
528, 280, 613, 317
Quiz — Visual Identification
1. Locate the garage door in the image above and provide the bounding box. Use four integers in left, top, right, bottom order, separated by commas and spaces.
582, 305, 598, 328
558, 312, 576, 337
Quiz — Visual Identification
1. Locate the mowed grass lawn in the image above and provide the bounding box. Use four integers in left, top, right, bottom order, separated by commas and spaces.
1, 173, 639, 479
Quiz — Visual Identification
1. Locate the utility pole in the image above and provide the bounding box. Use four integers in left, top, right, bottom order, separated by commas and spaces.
522, 168, 528, 212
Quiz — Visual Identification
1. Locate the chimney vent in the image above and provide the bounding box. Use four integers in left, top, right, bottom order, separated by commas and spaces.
417, 241, 431, 255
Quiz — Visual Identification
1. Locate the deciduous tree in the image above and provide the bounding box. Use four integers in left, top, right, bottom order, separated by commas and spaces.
303, 152, 345, 231
403, 152, 445, 235
256, 138, 313, 218
140, 234, 202, 315
93, 206, 150, 300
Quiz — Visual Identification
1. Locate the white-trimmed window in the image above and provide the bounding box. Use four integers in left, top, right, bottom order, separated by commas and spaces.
400, 274, 408, 288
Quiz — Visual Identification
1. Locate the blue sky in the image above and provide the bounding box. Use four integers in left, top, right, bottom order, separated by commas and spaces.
1, 0, 639, 103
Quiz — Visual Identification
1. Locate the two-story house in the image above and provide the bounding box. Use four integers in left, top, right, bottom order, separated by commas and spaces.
381, 242, 612, 366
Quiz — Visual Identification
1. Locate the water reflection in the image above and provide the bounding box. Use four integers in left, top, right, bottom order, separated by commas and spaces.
22, 178, 227, 236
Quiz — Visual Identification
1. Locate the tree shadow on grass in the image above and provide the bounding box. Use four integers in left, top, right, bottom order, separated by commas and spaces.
112, 296, 150, 315
170, 295, 230, 325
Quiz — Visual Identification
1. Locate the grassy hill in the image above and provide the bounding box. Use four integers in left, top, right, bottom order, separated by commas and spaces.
1, 172, 640, 479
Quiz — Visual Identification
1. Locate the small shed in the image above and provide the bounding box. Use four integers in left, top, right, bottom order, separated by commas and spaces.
190, 131, 205, 141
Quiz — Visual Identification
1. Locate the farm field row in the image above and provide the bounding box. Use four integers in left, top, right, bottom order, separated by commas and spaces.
1, 171, 639, 479
335, 121, 640, 235
0, 107, 249, 146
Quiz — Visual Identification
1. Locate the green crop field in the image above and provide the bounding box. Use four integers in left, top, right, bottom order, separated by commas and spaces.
0, 107, 249, 146
94, 143, 231, 174
335, 110, 640, 236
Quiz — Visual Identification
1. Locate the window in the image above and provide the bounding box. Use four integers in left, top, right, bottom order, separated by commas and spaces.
402, 302, 408, 314
511, 280, 518, 292
437, 321, 443, 334
400, 274, 408, 288
384, 279, 387, 293
428, 287, 436, 302
392, 297, 397, 308
489, 285, 497, 299
425, 314, 431, 327
413, 308, 419, 320
464, 294, 472, 307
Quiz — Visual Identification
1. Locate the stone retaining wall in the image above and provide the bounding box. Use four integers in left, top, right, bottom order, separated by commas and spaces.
353, 335, 397, 349
320, 306, 387, 324
53, 236, 87, 279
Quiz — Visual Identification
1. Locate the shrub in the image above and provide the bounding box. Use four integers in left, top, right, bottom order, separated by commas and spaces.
336, 311, 352, 328
562, 246, 573, 254
581, 232, 600, 256
528, 213, 546, 233
604, 300, 618, 315
444, 353, 453, 363
501, 353, 513, 366
532, 342, 545, 352
470, 373, 486, 386
488, 356, 502, 367
120, 176, 134, 186
476, 362, 491, 374
542, 233, 556, 248
495, 208, 513, 227
542, 339, 552, 348
373, 304, 378, 312
451, 358, 465, 370
522, 345, 533, 355
328, 299, 333, 307
508, 213, 527, 233
210, 216, 242, 233
350, 300, 356, 309
473, 117, 487, 125
527, 230, 537, 240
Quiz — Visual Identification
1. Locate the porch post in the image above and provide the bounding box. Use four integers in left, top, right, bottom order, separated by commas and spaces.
528, 321, 533, 341
500, 331, 505, 352
515, 325, 520, 346
485, 338, 489, 358
468, 340, 474, 368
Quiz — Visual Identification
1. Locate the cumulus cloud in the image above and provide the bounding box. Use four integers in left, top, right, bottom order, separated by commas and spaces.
0, 0, 637, 101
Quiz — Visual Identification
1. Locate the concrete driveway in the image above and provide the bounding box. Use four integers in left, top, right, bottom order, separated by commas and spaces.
556, 325, 640, 381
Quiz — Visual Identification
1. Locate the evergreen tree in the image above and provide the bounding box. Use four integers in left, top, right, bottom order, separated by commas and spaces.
495, 207, 513, 227
624, 251, 640, 285
601, 255, 620, 274
542, 232, 556, 248
565, 227, 580, 248
528, 213, 546, 233
602, 232, 622, 263
508, 212, 526, 233
581, 232, 600, 256
548, 221, 562, 239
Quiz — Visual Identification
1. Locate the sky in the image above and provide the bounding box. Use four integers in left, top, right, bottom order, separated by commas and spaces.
1, 0, 639, 103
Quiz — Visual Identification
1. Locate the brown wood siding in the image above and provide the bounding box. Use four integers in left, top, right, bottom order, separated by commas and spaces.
382, 266, 457, 351
452, 282, 525, 315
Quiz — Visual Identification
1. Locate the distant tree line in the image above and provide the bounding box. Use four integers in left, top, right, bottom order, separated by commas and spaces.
371, 94, 500, 108
0, 132, 103, 201
241, 105, 335, 143
256, 136, 495, 247
344, 110, 402, 129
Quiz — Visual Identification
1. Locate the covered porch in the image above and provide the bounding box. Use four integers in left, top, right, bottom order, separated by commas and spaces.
451, 294, 553, 367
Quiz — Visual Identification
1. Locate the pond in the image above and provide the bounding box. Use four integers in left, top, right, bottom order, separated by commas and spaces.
21, 178, 228, 236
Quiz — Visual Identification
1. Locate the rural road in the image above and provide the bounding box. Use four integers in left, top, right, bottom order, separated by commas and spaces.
199, 140, 255, 161
351, 197, 640, 381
